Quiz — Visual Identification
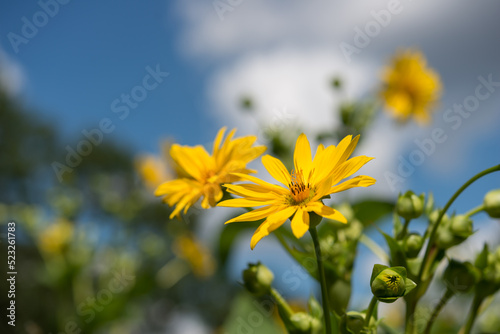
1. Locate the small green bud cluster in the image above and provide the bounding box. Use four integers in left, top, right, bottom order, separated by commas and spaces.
435, 214, 473, 249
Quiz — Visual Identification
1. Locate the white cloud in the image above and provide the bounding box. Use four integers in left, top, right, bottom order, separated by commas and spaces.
0, 47, 25, 96
207, 47, 375, 136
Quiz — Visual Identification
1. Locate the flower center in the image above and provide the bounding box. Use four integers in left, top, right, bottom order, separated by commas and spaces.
288, 169, 312, 205
383, 274, 400, 292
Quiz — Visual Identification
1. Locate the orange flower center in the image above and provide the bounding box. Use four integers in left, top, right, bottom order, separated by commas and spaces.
288, 169, 311, 205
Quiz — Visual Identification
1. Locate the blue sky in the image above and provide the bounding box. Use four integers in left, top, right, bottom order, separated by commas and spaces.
1, 0, 500, 319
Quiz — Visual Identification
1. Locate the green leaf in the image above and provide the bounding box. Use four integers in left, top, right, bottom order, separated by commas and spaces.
403, 278, 417, 296
390, 266, 407, 278
352, 199, 395, 226
217, 219, 262, 265
380, 231, 407, 267
475, 243, 489, 270
370, 264, 388, 284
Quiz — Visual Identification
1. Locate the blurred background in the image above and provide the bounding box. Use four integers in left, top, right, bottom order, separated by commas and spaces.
1, 1, 500, 333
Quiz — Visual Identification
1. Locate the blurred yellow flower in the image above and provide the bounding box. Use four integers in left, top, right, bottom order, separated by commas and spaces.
135, 154, 171, 190
173, 234, 216, 278
38, 218, 73, 255
155, 127, 266, 219
381, 50, 442, 125
218, 134, 375, 249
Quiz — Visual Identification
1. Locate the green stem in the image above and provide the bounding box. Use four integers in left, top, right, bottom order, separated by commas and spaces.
464, 204, 485, 218
398, 218, 411, 240
462, 295, 483, 334
405, 299, 417, 334
418, 165, 500, 281
423, 288, 455, 334
270, 288, 294, 319
309, 226, 332, 334
364, 296, 378, 327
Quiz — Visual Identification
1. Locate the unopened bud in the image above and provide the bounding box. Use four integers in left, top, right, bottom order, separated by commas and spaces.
484, 189, 500, 218
242, 262, 274, 296
396, 191, 424, 220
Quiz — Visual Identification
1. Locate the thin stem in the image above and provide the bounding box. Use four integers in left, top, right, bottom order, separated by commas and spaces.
398, 218, 411, 240
418, 165, 500, 281
423, 288, 455, 334
309, 225, 332, 334
364, 296, 378, 327
270, 288, 294, 319
462, 295, 483, 334
465, 204, 485, 218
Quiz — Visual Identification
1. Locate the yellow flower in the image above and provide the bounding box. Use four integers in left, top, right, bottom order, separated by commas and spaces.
381, 50, 442, 125
135, 154, 171, 190
38, 218, 73, 255
155, 127, 266, 219
218, 134, 375, 249
173, 234, 216, 278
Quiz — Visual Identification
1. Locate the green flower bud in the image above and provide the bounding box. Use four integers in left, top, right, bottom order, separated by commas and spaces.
396, 191, 424, 220
484, 189, 500, 218
435, 215, 473, 249
289, 312, 321, 334
329, 280, 351, 315
450, 215, 473, 237
340, 311, 365, 334
242, 262, 274, 296
370, 265, 416, 303
443, 260, 480, 293
404, 233, 424, 258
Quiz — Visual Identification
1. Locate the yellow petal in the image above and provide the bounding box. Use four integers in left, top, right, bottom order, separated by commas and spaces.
291, 208, 310, 238
224, 205, 279, 224
231, 173, 289, 195
217, 198, 276, 208
330, 156, 374, 186
212, 126, 227, 156
262, 155, 291, 186
330, 175, 376, 194
223, 184, 280, 201
293, 134, 312, 178
250, 207, 296, 249
308, 203, 347, 223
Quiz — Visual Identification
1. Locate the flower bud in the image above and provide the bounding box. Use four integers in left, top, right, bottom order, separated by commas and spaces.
443, 260, 480, 293
435, 215, 473, 249
404, 233, 424, 258
289, 312, 321, 334
340, 311, 365, 334
242, 262, 274, 296
484, 189, 500, 218
396, 191, 424, 220
450, 215, 473, 237
370, 264, 416, 303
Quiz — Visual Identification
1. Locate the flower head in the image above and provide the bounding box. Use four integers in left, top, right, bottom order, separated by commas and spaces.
135, 154, 171, 190
38, 218, 74, 255
381, 50, 442, 125
155, 127, 266, 219
173, 234, 216, 278
218, 134, 375, 249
